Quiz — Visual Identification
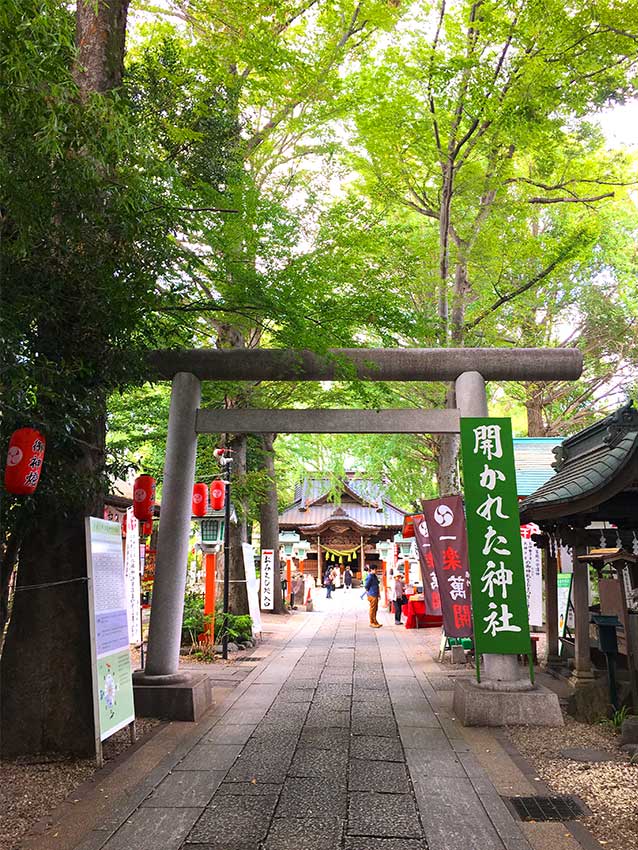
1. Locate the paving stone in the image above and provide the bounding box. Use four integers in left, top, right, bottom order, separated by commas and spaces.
278, 689, 316, 703
398, 728, 451, 751
300, 726, 351, 750
315, 682, 353, 696
345, 839, 428, 850
187, 793, 278, 845
263, 816, 345, 850
101, 806, 202, 849
142, 770, 226, 808
217, 781, 283, 796
351, 736, 404, 762
305, 708, 351, 728
216, 709, 268, 725
289, 747, 348, 781
351, 716, 398, 738
225, 741, 296, 783
394, 707, 440, 727
175, 743, 243, 772
276, 777, 347, 818
310, 693, 352, 711
348, 792, 421, 838
349, 759, 410, 793
352, 702, 394, 722
406, 748, 466, 779
411, 780, 504, 850
205, 725, 257, 746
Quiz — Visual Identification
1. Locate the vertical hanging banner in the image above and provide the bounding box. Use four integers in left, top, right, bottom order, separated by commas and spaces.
521, 523, 543, 626
412, 515, 442, 616
421, 496, 473, 638
460, 418, 531, 656
242, 543, 263, 635
260, 548, 275, 610
124, 508, 142, 644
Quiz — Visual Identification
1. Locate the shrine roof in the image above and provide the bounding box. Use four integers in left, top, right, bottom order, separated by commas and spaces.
280, 477, 406, 531
519, 403, 638, 524
513, 438, 563, 497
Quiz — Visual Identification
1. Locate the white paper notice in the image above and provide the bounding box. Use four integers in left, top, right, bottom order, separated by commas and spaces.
124, 508, 141, 644
242, 543, 263, 635
260, 549, 275, 610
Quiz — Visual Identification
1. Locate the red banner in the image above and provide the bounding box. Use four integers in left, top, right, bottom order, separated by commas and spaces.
411, 514, 442, 616
421, 496, 473, 638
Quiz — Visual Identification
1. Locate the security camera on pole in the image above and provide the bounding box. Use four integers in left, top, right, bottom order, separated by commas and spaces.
214, 447, 233, 660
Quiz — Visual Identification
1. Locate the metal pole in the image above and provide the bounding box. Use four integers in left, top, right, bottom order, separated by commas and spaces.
222, 457, 232, 660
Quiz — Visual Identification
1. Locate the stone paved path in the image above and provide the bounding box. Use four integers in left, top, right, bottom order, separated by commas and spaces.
79, 599, 535, 850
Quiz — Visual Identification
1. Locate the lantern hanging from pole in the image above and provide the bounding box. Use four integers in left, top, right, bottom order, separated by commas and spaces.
4, 428, 46, 495
141, 519, 153, 538
133, 474, 156, 522
210, 479, 225, 511
192, 482, 207, 517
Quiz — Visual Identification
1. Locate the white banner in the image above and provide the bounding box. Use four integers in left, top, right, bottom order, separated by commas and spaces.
260, 549, 275, 610
242, 543, 263, 635
521, 523, 543, 626
124, 508, 141, 644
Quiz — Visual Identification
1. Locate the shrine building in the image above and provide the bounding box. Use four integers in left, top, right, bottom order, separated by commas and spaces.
278, 475, 407, 584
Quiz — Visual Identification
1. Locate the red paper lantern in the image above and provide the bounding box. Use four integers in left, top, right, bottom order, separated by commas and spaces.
4, 428, 46, 495
142, 519, 153, 538
210, 479, 225, 511
192, 482, 207, 516
133, 475, 156, 522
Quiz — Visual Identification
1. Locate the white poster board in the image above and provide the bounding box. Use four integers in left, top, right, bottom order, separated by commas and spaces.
242, 542, 263, 636
521, 523, 543, 626
124, 508, 141, 644
85, 518, 135, 758
260, 549, 275, 610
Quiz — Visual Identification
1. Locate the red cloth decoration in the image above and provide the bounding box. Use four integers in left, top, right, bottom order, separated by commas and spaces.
192, 482, 207, 516
133, 475, 156, 522
4, 428, 46, 495
210, 479, 225, 511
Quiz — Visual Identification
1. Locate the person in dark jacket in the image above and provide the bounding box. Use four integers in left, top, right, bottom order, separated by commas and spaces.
344, 567, 353, 590
324, 569, 334, 598
364, 565, 382, 628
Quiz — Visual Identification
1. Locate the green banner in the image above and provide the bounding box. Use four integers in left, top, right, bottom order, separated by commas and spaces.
460, 418, 531, 656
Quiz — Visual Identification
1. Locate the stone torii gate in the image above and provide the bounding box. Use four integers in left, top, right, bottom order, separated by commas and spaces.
133, 348, 581, 722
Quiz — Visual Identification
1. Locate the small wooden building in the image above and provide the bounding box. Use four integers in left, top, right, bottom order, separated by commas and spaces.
279, 476, 406, 583
520, 402, 638, 702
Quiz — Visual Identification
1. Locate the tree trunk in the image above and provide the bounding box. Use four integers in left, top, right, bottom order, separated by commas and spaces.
259, 433, 285, 613
227, 432, 249, 615
1, 0, 129, 756
525, 395, 546, 436
74, 0, 130, 93
1, 411, 105, 756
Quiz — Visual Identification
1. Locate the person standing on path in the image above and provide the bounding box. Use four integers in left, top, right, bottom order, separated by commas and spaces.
291, 573, 304, 609
324, 569, 334, 598
393, 572, 406, 624
365, 564, 382, 628
360, 565, 370, 599
344, 566, 353, 591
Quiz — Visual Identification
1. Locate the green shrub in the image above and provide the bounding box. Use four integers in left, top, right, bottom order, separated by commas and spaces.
214, 612, 253, 644
181, 592, 210, 646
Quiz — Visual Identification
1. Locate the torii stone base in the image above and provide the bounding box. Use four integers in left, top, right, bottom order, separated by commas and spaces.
133, 671, 212, 722
453, 679, 564, 726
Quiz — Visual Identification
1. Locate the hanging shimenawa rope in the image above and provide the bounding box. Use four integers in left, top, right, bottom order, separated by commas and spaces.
323, 545, 360, 564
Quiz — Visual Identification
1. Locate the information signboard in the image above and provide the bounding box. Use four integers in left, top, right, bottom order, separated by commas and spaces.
460, 417, 532, 659
85, 518, 135, 757
557, 572, 573, 649
521, 523, 543, 626
260, 548, 275, 610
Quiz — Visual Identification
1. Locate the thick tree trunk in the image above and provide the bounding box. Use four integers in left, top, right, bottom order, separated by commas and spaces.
227, 433, 249, 615
74, 0, 130, 93
1, 412, 105, 756
259, 433, 285, 613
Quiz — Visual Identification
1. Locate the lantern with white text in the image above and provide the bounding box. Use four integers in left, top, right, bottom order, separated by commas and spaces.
210, 479, 225, 511
192, 482, 207, 516
133, 475, 155, 522
4, 428, 46, 495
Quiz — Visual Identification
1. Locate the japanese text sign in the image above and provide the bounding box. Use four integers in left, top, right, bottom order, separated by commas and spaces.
260, 549, 275, 611
460, 418, 531, 656
412, 514, 443, 616
421, 496, 472, 638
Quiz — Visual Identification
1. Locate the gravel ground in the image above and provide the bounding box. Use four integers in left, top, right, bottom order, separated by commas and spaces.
0, 716, 160, 850
508, 715, 638, 850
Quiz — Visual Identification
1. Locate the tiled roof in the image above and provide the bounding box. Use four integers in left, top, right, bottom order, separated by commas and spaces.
519, 403, 638, 523
280, 477, 406, 530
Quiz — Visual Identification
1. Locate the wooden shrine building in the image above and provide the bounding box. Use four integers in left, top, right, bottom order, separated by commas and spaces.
520, 402, 638, 706
279, 475, 406, 584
